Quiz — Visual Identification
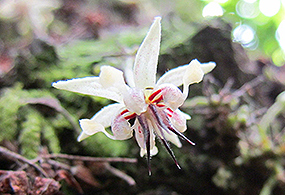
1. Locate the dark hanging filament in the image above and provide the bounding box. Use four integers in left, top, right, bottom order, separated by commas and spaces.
148, 104, 195, 169
137, 115, 152, 176
149, 104, 195, 146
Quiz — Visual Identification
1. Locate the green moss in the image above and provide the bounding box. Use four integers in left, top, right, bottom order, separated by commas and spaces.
0, 84, 26, 141
42, 121, 61, 154
19, 108, 42, 159
18, 106, 62, 159
0, 84, 63, 158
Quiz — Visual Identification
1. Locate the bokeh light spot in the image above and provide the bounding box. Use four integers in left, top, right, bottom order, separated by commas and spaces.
233, 24, 258, 49
236, 0, 259, 19
202, 2, 224, 17
276, 20, 285, 52
259, 0, 281, 17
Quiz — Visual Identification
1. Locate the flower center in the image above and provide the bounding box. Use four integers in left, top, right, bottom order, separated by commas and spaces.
118, 86, 196, 174
144, 87, 166, 108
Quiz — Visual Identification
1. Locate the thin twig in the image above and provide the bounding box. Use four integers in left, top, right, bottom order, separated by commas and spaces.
45, 159, 72, 170
41, 153, 137, 163
104, 163, 136, 186
0, 146, 48, 177
233, 75, 265, 97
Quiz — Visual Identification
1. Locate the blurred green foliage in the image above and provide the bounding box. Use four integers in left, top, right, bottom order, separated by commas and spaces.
169, 0, 285, 66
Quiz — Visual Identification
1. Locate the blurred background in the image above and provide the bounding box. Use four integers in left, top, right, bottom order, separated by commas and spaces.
0, 0, 284, 194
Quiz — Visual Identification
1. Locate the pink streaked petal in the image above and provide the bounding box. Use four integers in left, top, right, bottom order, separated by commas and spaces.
170, 109, 191, 133
111, 113, 133, 140
133, 17, 161, 89
134, 122, 145, 150
52, 77, 123, 103
155, 83, 184, 110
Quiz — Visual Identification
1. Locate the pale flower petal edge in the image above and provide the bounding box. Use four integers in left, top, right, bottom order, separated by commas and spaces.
79, 119, 116, 140
52, 77, 124, 103
133, 16, 161, 89
156, 59, 216, 86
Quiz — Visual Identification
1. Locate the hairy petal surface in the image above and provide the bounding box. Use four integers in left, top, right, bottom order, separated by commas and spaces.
52, 77, 123, 103
123, 88, 148, 114
99, 66, 128, 93
133, 16, 161, 89
156, 59, 216, 86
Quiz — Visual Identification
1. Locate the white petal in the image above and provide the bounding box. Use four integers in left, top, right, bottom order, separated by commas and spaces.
79, 119, 115, 140
99, 66, 128, 93
156, 65, 186, 86
201, 61, 216, 74
77, 103, 124, 141
183, 59, 204, 86
77, 131, 91, 142
164, 131, 182, 148
140, 146, 158, 157
156, 60, 216, 86
80, 119, 105, 135
133, 16, 161, 89
123, 57, 136, 88
52, 77, 123, 103
123, 88, 147, 114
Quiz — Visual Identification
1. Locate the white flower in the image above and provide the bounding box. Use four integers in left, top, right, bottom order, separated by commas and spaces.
0, 0, 61, 36
52, 17, 215, 174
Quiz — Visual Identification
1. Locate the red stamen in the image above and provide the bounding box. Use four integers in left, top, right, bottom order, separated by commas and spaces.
120, 109, 129, 115
124, 113, 136, 120
156, 103, 165, 107
167, 113, 173, 118
148, 89, 162, 101
152, 95, 163, 103
167, 108, 174, 113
